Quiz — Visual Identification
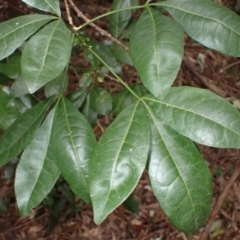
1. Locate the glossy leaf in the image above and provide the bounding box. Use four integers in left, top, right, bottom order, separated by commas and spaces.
0, 98, 54, 166
0, 87, 19, 130
0, 14, 56, 61
14, 95, 37, 114
15, 108, 60, 216
22, 20, 72, 93
89, 41, 122, 74
67, 88, 88, 109
44, 69, 68, 98
112, 42, 133, 66
79, 73, 92, 87
2, 55, 21, 79
52, 97, 96, 203
81, 94, 98, 127
158, 0, 240, 57
89, 101, 150, 224
146, 106, 212, 234
109, 0, 132, 38
10, 78, 29, 98
22, 0, 61, 16
113, 88, 134, 116
113, 84, 148, 116
90, 87, 113, 115
130, 8, 184, 97
144, 87, 240, 148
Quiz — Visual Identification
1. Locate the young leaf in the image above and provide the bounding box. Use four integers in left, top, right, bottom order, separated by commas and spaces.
130, 8, 184, 97
15, 108, 60, 216
22, 0, 61, 16
109, 0, 132, 38
0, 87, 19, 131
44, 69, 68, 98
22, 20, 72, 93
90, 87, 113, 115
52, 97, 97, 203
146, 106, 212, 234
157, 0, 240, 57
0, 14, 56, 61
89, 101, 150, 224
0, 98, 54, 167
144, 87, 240, 148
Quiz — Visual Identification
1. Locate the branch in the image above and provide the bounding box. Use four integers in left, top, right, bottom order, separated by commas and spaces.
66, 0, 129, 51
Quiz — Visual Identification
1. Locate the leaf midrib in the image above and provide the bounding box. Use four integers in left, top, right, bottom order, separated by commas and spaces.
99, 101, 139, 220
158, 1, 240, 37
144, 102, 198, 229
144, 97, 240, 137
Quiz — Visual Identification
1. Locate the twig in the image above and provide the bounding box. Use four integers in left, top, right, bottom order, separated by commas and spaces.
220, 60, 240, 73
66, 0, 129, 51
200, 160, 240, 240
64, 0, 74, 27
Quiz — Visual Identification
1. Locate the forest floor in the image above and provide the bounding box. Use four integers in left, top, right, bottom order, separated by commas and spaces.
1, 0, 240, 239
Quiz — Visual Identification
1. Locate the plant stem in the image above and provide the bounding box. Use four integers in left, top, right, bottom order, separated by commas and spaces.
71, 30, 140, 100
79, 5, 147, 30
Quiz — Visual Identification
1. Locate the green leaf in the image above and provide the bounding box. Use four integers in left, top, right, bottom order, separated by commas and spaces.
109, 0, 132, 38
52, 97, 97, 203
112, 42, 133, 66
144, 87, 240, 148
88, 40, 122, 74
10, 78, 29, 98
79, 73, 92, 87
15, 108, 60, 216
22, 0, 61, 16
90, 87, 113, 115
89, 101, 150, 224
2, 55, 21, 79
44, 69, 68, 98
0, 98, 54, 166
81, 94, 98, 127
112, 84, 148, 116
0, 87, 19, 130
113, 88, 134, 116
0, 14, 56, 61
22, 20, 72, 93
130, 8, 184, 97
157, 0, 240, 57
146, 105, 212, 234
14, 95, 37, 114
67, 88, 88, 109
123, 194, 138, 214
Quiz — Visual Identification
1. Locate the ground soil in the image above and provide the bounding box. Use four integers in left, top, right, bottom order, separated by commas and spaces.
1, 1, 240, 240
